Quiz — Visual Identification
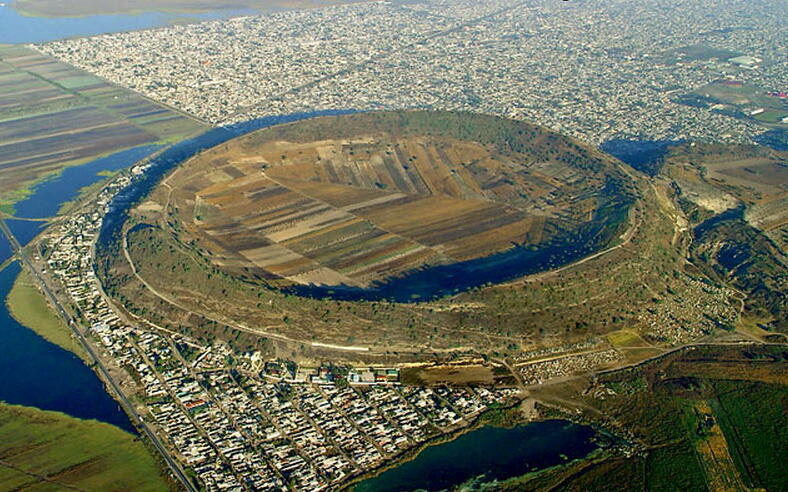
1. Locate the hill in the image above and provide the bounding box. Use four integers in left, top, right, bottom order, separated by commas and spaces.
96, 111, 739, 361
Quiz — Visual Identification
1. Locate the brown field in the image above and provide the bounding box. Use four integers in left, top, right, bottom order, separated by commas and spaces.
401, 364, 498, 386
155, 112, 623, 287
692, 400, 748, 492
0, 45, 205, 214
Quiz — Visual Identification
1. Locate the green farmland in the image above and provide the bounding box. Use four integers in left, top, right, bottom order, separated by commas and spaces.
0, 402, 172, 491
522, 345, 788, 491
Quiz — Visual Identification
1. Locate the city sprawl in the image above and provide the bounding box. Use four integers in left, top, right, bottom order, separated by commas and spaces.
8, 0, 786, 490
36, 0, 786, 144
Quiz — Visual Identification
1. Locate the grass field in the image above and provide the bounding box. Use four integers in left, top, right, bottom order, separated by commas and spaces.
6, 270, 86, 359
5, 267, 87, 360
0, 402, 171, 491
709, 380, 788, 490
606, 330, 648, 348
645, 438, 708, 491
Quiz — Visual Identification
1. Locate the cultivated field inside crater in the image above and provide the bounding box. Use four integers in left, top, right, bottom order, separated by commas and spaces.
152, 111, 629, 288
104, 112, 743, 356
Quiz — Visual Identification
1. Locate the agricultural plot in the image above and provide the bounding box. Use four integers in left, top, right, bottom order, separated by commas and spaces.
0, 45, 205, 213
526, 346, 787, 492
0, 402, 169, 491
158, 112, 626, 287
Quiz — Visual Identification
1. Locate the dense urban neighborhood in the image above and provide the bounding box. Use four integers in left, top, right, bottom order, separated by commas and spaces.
37, 0, 786, 144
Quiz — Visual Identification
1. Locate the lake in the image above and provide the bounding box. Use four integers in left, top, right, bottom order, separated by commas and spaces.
0, 4, 259, 44
353, 420, 599, 492
0, 261, 135, 433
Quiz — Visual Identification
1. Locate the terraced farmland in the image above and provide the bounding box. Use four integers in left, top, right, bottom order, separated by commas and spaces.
154, 111, 632, 288
0, 45, 205, 213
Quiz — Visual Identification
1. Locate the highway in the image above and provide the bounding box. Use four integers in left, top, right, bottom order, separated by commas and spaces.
0, 219, 197, 492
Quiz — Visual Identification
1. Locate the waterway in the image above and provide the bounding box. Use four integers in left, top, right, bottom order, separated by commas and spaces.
4, 217, 44, 247
0, 261, 135, 433
0, 3, 259, 44
353, 420, 599, 492
13, 144, 161, 219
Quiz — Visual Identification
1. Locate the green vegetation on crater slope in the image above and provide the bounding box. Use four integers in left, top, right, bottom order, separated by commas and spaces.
660, 142, 787, 334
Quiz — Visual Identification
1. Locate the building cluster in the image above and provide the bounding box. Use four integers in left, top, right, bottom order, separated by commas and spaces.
36, 0, 785, 145
636, 274, 739, 344
513, 338, 606, 364
41, 164, 518, 491
518, 349, 623, 385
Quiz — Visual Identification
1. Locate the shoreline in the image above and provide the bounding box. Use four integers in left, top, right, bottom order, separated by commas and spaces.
340, 400, 603, 492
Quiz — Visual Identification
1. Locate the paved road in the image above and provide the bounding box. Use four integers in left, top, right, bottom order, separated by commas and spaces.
0, 220, 197, 492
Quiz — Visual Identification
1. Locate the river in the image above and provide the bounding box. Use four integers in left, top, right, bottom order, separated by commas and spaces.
0, 261, 135, 433
353, 420, 599, 492
0, 3, 259, 44
4, 217, 44, 247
